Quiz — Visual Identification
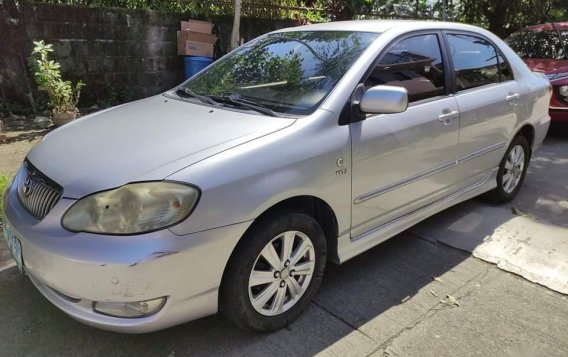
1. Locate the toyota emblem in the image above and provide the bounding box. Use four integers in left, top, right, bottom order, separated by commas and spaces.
22, 176, 33, 196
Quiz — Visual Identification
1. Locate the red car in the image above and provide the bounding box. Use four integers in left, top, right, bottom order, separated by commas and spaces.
506, 22, 568, 123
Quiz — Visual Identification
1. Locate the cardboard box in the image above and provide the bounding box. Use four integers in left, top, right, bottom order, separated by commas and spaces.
181, 31, 217, 44
180, 20, 214, 34
177, 31, 216, 56
179, 41, 215, 57
177, 19, 216, 56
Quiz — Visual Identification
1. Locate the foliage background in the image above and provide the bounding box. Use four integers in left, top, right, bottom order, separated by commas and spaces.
33, 0, 568, 38
3, 0, 565, 113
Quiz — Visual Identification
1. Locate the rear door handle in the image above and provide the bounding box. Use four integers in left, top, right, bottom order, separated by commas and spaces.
506, 93, 520, 105
438, 110, 459, 125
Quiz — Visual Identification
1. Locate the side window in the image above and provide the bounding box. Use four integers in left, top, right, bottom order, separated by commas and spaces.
364, 34, 446, 102
497, 50, 514, 81
447, 34, 502, 91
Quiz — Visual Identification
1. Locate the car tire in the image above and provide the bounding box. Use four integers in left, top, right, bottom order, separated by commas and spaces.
486, 135, 530, 203
220, 212, 327, 332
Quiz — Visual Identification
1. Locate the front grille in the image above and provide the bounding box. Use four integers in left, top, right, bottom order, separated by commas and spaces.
17, 161, 62, 220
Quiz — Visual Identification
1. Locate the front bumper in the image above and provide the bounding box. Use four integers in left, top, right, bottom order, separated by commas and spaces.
550, 108, 568, 123
550, 88, 568, 123
2, 176, 251, 333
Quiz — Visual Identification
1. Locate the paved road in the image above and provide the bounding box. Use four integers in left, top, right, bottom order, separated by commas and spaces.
1, 131, 567, 357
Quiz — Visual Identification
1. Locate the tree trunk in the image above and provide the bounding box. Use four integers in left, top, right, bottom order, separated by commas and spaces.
335, 4, 354, 20
484, 0, 511, 38
230, 0, 241, 50
415, 0, 419, 17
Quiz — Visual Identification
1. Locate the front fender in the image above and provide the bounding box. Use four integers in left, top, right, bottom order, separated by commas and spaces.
166, 110, 352, 238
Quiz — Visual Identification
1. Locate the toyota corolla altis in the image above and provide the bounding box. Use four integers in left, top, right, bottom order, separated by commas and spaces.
2, 20, 550, 333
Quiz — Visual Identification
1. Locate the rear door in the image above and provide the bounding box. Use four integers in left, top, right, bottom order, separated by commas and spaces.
443, 32, 520, 192
350, 32, 460, 238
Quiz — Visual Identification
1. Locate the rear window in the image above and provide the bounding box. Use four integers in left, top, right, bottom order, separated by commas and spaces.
447, 34, 509, 91
505, 29, 568, 60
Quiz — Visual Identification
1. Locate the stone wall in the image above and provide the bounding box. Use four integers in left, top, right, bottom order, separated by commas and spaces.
0, 1, 296, 109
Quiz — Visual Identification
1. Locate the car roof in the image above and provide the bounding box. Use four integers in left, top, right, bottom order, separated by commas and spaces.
273, 20, 484, 34
520, 22, 568, 32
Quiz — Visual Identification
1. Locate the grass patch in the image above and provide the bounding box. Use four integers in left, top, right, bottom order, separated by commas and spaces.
0, 176, 11, 220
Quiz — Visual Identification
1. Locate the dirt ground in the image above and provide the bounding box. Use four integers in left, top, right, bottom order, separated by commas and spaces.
0, 115, 50, 176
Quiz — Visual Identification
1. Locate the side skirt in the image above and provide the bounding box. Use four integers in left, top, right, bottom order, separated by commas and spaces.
336, 167, 498, 264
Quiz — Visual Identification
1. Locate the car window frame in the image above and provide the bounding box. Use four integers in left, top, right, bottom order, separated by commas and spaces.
495, 47, 515, 83
441, 30, 516, 96
338, 30, 454, 125
360, 30, 453, 107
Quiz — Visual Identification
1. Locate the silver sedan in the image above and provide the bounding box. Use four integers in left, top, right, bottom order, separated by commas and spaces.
2, 20, 550, 333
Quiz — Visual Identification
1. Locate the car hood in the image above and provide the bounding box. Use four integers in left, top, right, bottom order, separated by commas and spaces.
27, 94, 295, 198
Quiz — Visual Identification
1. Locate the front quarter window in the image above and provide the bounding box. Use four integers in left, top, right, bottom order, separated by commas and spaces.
183, 31, 379, 115
365, 34, 446, 103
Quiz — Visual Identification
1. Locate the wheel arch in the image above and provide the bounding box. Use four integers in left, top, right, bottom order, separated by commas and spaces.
514, 124, 535, 152
218, 195, 336, 330
265, 196, 338, 262
228, 195, 340, 267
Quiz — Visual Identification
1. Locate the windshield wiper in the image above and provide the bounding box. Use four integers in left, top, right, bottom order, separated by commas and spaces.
210, 95, 282, 117
175, 87, 219, 106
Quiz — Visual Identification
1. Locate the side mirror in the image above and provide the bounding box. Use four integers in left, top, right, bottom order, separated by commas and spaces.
359, 85, 409, 114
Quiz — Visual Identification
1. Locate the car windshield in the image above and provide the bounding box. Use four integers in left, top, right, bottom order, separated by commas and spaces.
181, 31, 380, 116
505, 29, 568, 60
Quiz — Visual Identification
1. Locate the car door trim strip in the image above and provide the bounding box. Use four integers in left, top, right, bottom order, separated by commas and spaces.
351, 168, 496, 242
455, 141, 506, 165
354, 141, 507, 204
353, 161, 455, 204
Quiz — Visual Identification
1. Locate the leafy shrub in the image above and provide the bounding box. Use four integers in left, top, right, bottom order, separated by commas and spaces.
29, 40, 85, 114
0, 176, 10, 221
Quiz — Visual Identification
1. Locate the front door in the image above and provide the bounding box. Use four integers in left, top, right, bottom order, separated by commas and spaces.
351, 32, 460, 238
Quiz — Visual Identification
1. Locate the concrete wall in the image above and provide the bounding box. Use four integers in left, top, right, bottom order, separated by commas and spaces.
0, 1, 295, 109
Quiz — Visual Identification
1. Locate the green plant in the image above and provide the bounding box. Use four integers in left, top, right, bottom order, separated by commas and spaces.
0, 176, 10, 221
29, 40, 85, 114
303, 10, 326, 23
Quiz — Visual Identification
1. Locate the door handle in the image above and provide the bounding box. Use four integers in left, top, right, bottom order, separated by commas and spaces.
438, 110, 459, 125
505, 93, 520, 105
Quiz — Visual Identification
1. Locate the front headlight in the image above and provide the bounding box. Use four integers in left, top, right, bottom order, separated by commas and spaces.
559, 85, 568, 97
62, 182, 200, 235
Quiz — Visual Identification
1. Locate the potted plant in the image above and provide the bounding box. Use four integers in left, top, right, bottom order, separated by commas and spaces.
29, 40, 85, 127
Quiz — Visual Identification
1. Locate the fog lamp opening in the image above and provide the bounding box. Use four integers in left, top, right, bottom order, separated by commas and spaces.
93, 297, 166, 318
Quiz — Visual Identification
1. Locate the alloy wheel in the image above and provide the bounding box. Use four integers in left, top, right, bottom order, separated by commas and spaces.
502, 144, 525, 194
248, 231, 315, 316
